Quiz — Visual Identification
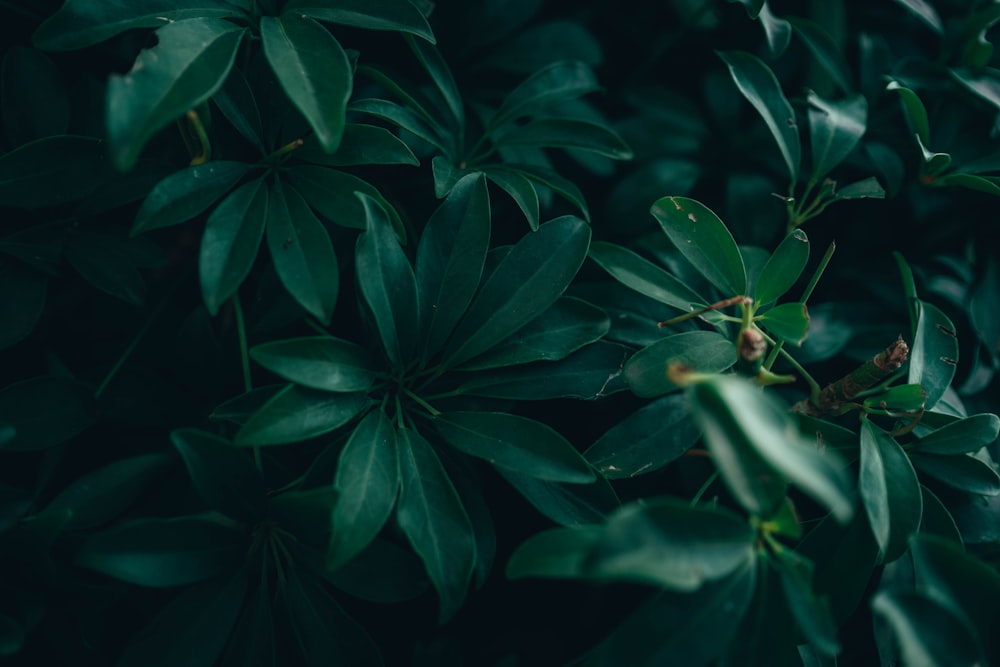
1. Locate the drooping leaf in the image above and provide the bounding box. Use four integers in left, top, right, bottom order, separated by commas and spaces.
106, 18, 245, 170
250, 336, 377, 393
587, 241, 707, 313
859, 420, 922, 563
0, 377, 95, 451
133, 161, 248, 234
235, 385, 371, 446
624, 330, 736, 398
806, 92, 866, 183
755, 229, 809, 306
494, 118, 633, 159
285, 0, 435, 42
296, 124, 418, 167
757, 302, 809, 346
0, 135, 110, 208
886, 81, 931, 147
488, 60, 600, 130
908, 300, 959, 410
483, 168, 539, 230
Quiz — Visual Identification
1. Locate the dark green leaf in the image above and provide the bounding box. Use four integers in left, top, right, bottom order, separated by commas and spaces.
910, 452, 1000, 495
758, 3, 792, 57
757, 302, 809, 346
171, 428, 268, 522
405, 35, 464, 129
1, 47, 69, 145
322, 538, 430, 603
512, 163, 592, 222
199, 178, 268, 315
886, 81, 931, 147
892, 0, 944, 34
250, 336, 376, 393
219, 585, 276, 667
106, 18, 245, 170
480, 19, 603, 74
496, 467, 620, 526
789, 19, 854, 94
483, 168, 539, 230
495, 118, 633, 159
285, 0, 435, 42
286, 164, 403, 234
908, 300, 959, 410
328, 410, 399, 570
0, 614, 23, 656
771, 548, 839, 656
912, 413, 1000, 455
585, 394, 699, 479
718, 51, 801, 186
213, 67, 265, 152
210, 385, 284, 425
505, 525, 604, 580
349, 98, 447, 152
261, 14, 351, 153
0, 377, 95, 452
235, 385, 371, 446
833, 176, 886, 200
0, 266, 46, 350
919, 485, 963, 545
64, 230, 149, 305
587, 241, 706, 313
806, 92, 866, 183
755, 229, 809, 306
872, 590, 983, 667
265, 179, 339, 324
356, 194, 419, 369
488, 60, 600, 129
624, 331, 736, 398
76, 516, 247, 587
133, 161, 247, 234
859, 420, 922, 563
650, 196, 747, 295
296, 124, 418, 166
0, 135, 110, 208
396, 427, 476, 623
270, 487, 337, 546
415, 173, 491, 359
431, 157, 469, 198
934, 172, 1000, 196
434, 411, 595, 483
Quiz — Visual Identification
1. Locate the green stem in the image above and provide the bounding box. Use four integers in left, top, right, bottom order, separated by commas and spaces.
401, 387, 440, 417
800, 240, 836, 304
690, 470, 720, 506
304, 318, 329, 337
758, 330, 822, 401
232, 293, 262, 471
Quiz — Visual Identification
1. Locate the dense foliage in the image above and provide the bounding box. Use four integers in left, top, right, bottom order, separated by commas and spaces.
2, 0, 1000, 664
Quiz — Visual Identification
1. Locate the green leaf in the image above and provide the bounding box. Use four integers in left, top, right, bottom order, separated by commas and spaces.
170, 428, 268, 522
892, 0, 944, 34
919, 485, 963, 545
481, 19, 603, 74
133, 161, 248, 234
886, 81, 931, 147
213, 66, 265, 152
859, 420, 922, 563
356, 194, 419, 370
235, 385, 371, 446
755, 229, 809, 306
718, 50, 801, 186
296, 124, 418, 166
0, 266, 46, 350
415, 174, 491, 359
624, 331, 736, 398
328, 410, 399, 570
910, 452, 1000, 495
199, 178, 268, 315
789, 18, 854, 94
496, 467, 620, 526
0, 377, 95, 451
833, 176, 886, 200
505, 525, 604, 580
64, 229, 151, 305
396, 427, 476, 623
585, 393, 700, 479
587, 241, 706, 313
219, 585, 276, 667
771, 548, 839, 656
261, 14, 351, 153
0, 135, 110, 208
861, 383, 927, 413
405, 35, 464, 130
443, 216, 591, 368
908, 300, 959, 410
434, 411, 595, 483
349, 98, 447, 153
285, 0, 435, 42
757, 302, 810, 346
285, 165, 403, 234
265, 179, 339, 324
489, 60, 601, 130
872, 590, 983, 667
270, 487, 337, 546
1, 47, 69, 145
483, 168, 539, 230
511, 163, 592, 222
106, 18, 245, 170
494, 118, 633, 159
431, 157, 469, 198
250, 336, 377, 393
76, 516, 247, 587
758, 3, 792, 57
322, 538, 430, 603
806, 92, 866, 183
913, 413, 1000, 455
934, 172, 1000, 196
118, 573, 248, 667
650, 196, 747, 296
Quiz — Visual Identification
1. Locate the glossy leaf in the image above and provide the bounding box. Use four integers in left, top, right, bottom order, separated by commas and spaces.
199, 178, 268, 315
286, 165, 403, 233
771, 548, 839, 656
405, 35, 464, 129
789, 18, 853, 94
328, 410, 399, 570
265, 180, 339, 324
133, 161, 248, 234
624, 331, 736, 398
886, 81, 931, 147
496, 467, 620, 526
758, 3, 792, 57
912, 413, 1000, 455
356, 194, 419, 370
512, 163, 592, 222
0, 266, 45, 350
170, 428, 268, 522
415, 174, 491, 358
250, 336, 376, 393
585, 393, 700, 479
488, 60, 600, 130
505, 525, 604, 580
718, 50, 801, 185
0, 135, 110, 208
892, 0, 944, 34
0, 377, 95, 451
261, 14, 351, 153
106, 18, 245, 170
483, 168, 539, 230
296, 124, 418, 167
757, 302, 809, 346
908, 300, 959, 410
910, 452, 1000, 495
807, 92, 866, 183
755, 229, 809, 306
285, 0, 435, 42
861, 383, 927, 413
859, 420, 922, 563
650, 196, 747, 296
235, 385, 371, 446
396, 427, 476, 623
587, 241, 706, 313
350, 98, 447, 152
76, 516, 247, 587
434, 411, 595, 483
443, 216, 591, 368
495, 118, 633, 159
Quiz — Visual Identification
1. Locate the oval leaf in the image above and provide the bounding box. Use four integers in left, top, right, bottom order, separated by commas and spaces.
755, 229, 809, 306
489, 60, 600, 130
859, 420, 922, 563
588, 241, 707, 314
250, 336, 377, 393
757, 302, 810, 346
235, 385, 371, 447
495, 118, 633, 159
913, 413, 1000, 455
908, 300, 959, 410
133, 161, 248, 234
624, 330, 736, 398
807, 91, 866, 182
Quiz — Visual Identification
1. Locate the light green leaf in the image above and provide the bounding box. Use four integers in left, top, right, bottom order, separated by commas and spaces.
133, 161, 248, 234
235, 385, 371, 446
757, 302, 809, 346
624, 330, 736, 398
285, 0, 435, 42
755, 229, 809, 306
250, 336, 376, 393
807, 92, 866, 183
859, 420, 922, 563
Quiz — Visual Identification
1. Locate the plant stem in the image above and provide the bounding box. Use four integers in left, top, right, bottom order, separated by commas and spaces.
800, 240, 836, 304
304, 318, 330, 336
690, 471, 720, 506
402, 386, 440, 416
757, 330, 822, 400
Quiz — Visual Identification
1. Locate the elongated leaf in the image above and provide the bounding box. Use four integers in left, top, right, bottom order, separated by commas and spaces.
771, 548, 839, 656
505, 525, 604, 580
496, 467, 620, 526
0, 135, 110, 208
396, 427, 476, 623
265, 180, 339, 324
718, 50, 801, 185
171, 428, 268, 522
285, 0, 435, 42
789, 18, 853, 94
76, 516, 247, 587
755, 229, 809, 306
0, 376, 95, 451
349, 98, 447, 152
495, 118, 633, 159
356, 194, 419, 370
213, 66, 265, 151
106, 18, 245, 170
872, 590, 983, 667
624, 330, 736, 398
650, 196, 747, 296
893, 0, 944, 34
285, 165, 403, 234
908, 300, 959, 410
250, 336, 376, 393
757, 302, 809, 346
219, 585, 276, 667
405, 35, 464, 129
758, 3, 792, 57
296, 124, 418, 166
199, 178, 268, 315
910, 452, 1000, 495
415, 174, 491, 358
483, 168, 539, 230
327, 410, 399, 570
913, 414, 1000, 455
834, 176, 886, 200
261, 14, 351, 153
434, 412, 595, 483
133, 161, 248, 234
886, 81, 931, 147
489, 60, 600, 130
587, 241, 706, 313
235, 385, 371, 446
443, 216, 590, 368
512, 162, 592, 221
859, 420, 922, 563
807, 92, 866, 183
